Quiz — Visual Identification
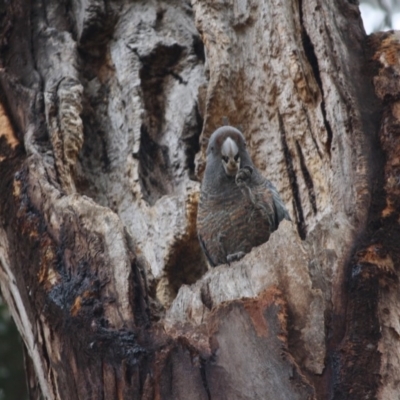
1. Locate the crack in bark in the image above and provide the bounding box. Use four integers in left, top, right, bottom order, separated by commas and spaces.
295, 141, 317, 215
298, 0, 333, 156
168, 70, 188, 85
301, 103, 323, 159
200, 283, 213, 310
180, 104, 203, 180
200, 358, 211, 400
332, 261, 382, 400
320, 101, 333, 157
38, 322, 58, 397
278, 111, 306, 240
192, 34, 205, 63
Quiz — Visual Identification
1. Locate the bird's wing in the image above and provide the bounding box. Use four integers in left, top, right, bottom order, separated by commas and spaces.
264, 180, 291, 228
198, 233, 216, 267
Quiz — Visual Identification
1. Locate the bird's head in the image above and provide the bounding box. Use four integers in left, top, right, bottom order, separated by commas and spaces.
206, 126, 250, 177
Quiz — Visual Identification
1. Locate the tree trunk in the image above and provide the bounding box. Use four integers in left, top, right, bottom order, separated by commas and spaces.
0, 0, 397, 399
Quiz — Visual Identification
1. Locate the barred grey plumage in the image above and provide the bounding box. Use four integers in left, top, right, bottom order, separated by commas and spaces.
197, 126, 290, 267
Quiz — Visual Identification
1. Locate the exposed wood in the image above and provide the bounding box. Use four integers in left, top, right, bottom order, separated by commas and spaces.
367, 31, 400, 400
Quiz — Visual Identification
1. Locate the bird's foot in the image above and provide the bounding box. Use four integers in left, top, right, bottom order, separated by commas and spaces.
226, 251, 246, 264
235, 166, 253, 187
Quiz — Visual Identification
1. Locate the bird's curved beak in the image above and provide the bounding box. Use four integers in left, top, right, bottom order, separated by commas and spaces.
224, 157, 240, 176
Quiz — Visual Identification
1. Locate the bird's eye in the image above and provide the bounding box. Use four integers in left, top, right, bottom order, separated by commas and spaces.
222, 156, 228, 163
234, 154, 240, 162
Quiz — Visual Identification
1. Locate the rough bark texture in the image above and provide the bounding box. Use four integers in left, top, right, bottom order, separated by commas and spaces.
0, 0, 398, 399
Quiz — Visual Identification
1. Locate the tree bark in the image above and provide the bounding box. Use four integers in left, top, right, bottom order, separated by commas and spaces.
0, 0, 397, 399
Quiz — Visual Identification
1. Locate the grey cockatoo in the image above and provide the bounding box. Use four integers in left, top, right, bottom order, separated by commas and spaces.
197, 126, 290, 267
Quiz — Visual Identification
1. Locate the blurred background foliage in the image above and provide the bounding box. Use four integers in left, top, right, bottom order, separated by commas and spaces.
0, 1, 398, 399
0, 293, 27, 400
